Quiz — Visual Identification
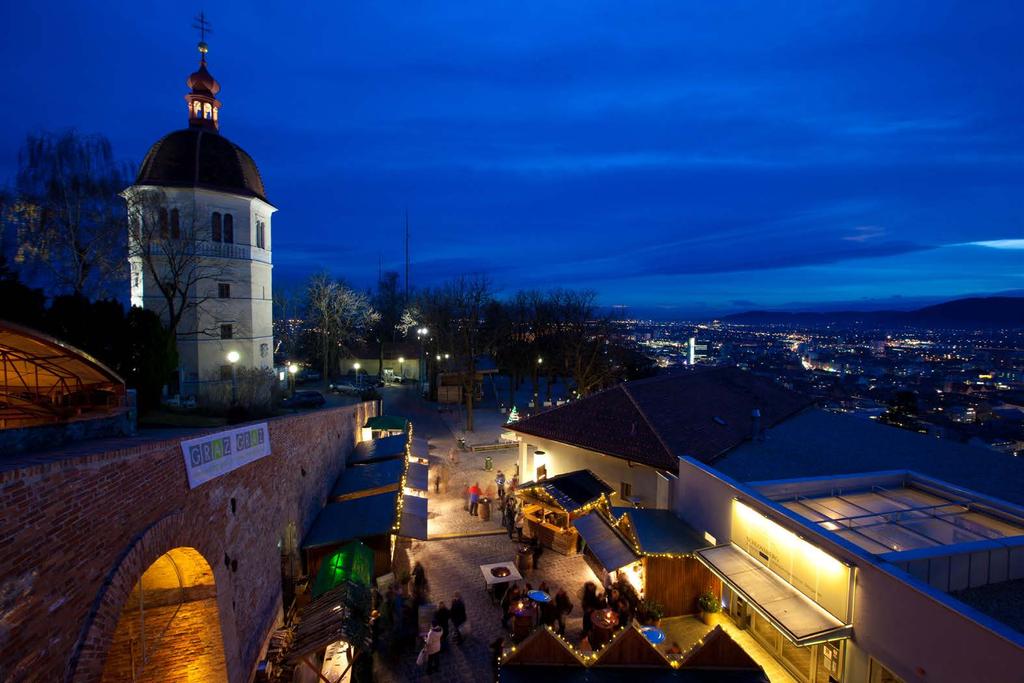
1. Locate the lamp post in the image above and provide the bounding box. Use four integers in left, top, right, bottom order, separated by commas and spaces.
534, 356, 543, 406
354, 362, 361, 387
288, 363, 298, 396
416, 327, 428, 392
226, 351, 240, 404
398, 356, 405, 380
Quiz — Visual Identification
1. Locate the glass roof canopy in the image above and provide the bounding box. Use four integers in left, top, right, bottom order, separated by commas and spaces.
779, 485, 1024, 555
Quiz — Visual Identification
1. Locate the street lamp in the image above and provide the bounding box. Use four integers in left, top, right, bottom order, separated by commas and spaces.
288, 362, 298, 395
226, 350, 240, 404
398, 356, 405, 379
416, 327, 428, 390
354, 361, 361, 387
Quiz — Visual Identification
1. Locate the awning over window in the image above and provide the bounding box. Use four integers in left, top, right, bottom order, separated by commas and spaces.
696, 544, 852, 646
400, 493, 428, 540
407, 461, 429, 491
573, 512, 638, 572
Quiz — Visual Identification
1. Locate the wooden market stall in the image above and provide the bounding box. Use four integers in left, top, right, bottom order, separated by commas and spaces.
516, 469, 615, 556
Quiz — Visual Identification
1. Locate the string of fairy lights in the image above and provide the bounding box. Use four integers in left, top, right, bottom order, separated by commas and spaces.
389, 421, 414, 534
500, 622, 701, 670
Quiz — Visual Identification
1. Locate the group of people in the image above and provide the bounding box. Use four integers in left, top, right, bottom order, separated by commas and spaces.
420, 592, 468, 673
465, 467, 520, 519
580, 581, 635, 647
499, 581, 574, 636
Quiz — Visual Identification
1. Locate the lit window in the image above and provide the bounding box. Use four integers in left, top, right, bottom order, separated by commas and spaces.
203, 102, 212, 119
212, 212, 222, 242
220, 324, 233, 340
224, 214, 234, 243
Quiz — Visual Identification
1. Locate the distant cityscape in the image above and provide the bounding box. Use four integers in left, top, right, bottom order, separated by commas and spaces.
613, 315, 1024, 457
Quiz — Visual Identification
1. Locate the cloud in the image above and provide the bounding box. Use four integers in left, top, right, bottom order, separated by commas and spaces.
842, 226, 886, 242
961, 239, 1024, 250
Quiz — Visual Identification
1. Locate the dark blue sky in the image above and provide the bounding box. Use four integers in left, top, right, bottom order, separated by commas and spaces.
2, 1, 1022, 316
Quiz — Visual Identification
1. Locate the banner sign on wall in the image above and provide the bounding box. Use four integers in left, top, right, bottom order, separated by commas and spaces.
180, 422, 272, 488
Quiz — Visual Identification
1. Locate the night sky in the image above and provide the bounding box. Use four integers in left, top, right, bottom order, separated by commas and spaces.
2, 1, 1022, 317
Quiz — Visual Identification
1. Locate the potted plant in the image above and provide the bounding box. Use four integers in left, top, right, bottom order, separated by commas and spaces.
638, 598, 664, 627
698, 589, 722, 626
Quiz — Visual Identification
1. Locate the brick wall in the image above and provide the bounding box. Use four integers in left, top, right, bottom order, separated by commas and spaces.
0, 402, 375, 683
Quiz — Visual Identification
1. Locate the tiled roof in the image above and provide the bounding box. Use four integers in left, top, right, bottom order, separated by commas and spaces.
509, 367, 812, 469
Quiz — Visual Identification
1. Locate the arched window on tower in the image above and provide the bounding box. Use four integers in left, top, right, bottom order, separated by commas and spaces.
170, 208, 181, 239
193, 101, 202, 118
203, 102, 212, 119
223, 213, 234, 243
159, 208, 169, 239
213, 107, 218, 122
212, 212, 222, 242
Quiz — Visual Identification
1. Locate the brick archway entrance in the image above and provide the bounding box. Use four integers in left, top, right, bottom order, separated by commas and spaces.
99, 547, 228, 682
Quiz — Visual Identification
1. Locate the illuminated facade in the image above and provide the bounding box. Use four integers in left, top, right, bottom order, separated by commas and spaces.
676, 462, 1024, 683
124, 37, 275, 400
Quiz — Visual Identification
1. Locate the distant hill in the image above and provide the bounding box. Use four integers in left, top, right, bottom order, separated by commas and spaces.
723, 296, 1024, 328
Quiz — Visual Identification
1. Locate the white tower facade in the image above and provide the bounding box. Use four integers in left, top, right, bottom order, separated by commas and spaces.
125, 39, 275, 400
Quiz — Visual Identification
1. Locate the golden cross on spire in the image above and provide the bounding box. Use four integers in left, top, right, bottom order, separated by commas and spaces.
192, 11, 213, 53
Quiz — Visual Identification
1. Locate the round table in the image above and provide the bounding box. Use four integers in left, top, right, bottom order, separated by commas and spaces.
640, 625, 666, 645
527, 590, 551, 603
589, 608, 619, 648
511, 600, 536, 642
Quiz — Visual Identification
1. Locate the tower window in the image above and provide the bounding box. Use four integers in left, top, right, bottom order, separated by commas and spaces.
224, 213, 234, 243
170, 208, 180, 238
159, 208, 168, 238
212, 212, 222, 242
203, 102, 212, 119
220, 324, 233, 340
194, 101, 202, 117
256, 219, 266, 249
218, 283, 231, 299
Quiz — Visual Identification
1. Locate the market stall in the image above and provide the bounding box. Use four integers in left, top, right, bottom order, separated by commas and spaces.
515, 469, 615, 556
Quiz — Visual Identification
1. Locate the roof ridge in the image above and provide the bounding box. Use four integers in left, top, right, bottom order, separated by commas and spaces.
620, 382, 675, 465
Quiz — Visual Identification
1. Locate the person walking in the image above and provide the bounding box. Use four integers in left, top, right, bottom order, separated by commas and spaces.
514, 506, 525, 541
469, 482, 481, 516
495, 470, 506, 499
554, 588, 573, 635
450, 592, 467, 644
505, 497, 517, 538
434, 600, 451, 650
423, 620, 443, 673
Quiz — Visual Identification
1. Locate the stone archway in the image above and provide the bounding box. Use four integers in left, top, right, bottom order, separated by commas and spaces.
98, 547, 228, 682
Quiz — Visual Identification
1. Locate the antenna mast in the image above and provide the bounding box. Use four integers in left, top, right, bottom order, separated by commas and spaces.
404, 209, 410, 302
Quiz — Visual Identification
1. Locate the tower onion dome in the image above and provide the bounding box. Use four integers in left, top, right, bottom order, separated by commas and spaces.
136, 129, 270, 203
134, 36, 272, 203
187, 57, 220, 97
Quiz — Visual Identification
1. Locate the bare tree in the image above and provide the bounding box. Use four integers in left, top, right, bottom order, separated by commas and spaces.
124, 188, 228, 339
555, 289, 617, 396
8, 130, 131, 298
420, 274, 494, 431
306, 273, 379, 381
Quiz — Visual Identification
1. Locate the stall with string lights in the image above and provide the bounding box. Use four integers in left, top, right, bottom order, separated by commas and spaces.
515, 469, 615, 555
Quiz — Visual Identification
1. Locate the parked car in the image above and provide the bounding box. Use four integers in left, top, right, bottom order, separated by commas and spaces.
327, 382, 361, 395
283, 390, 326, 409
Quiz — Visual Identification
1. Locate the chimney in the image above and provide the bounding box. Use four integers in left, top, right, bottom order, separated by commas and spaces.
751, 408, 762, 441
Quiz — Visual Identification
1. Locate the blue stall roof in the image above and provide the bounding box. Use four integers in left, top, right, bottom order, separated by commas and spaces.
573, 512, 638, 571
407, 461, 429, 491
617, 508, 706, 555
348, 434, 408, 465
520, 469, 614, 513
400, 494, 429, 540
331, 460, 405, 499
302, 491, 400, 550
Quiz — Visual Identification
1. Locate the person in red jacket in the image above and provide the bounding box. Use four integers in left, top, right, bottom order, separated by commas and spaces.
468, 482, 481, 516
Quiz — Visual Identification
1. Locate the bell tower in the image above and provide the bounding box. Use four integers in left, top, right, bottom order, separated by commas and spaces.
185, 12, 221, 131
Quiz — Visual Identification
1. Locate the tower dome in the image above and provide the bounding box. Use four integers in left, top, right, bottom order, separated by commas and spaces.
184, 40, 222, 131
